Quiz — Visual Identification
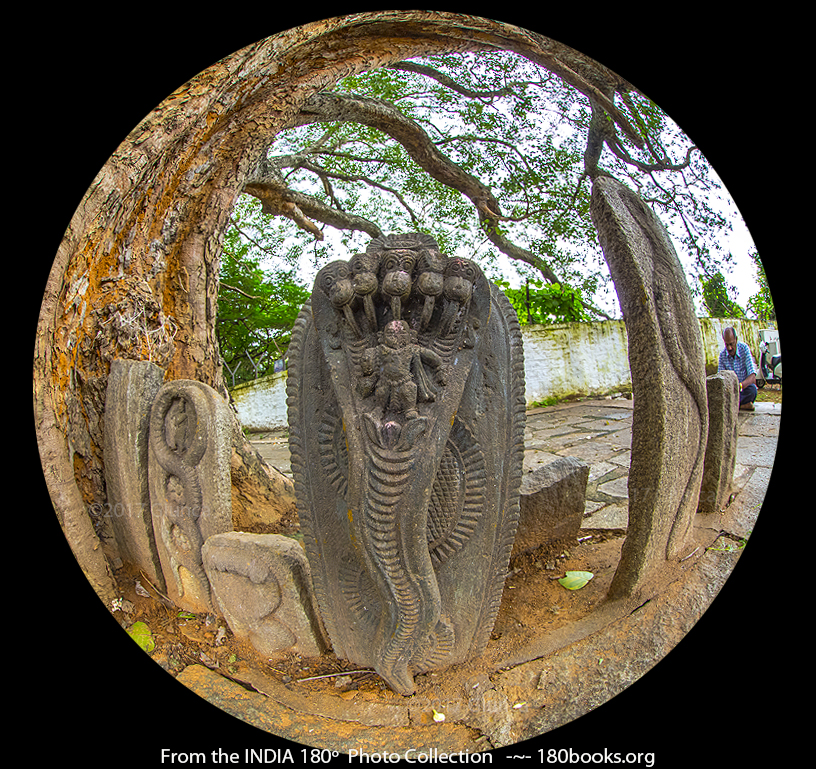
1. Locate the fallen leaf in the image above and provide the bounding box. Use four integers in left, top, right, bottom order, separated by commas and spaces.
127, 621, 155, 653
558, 571, 594, 590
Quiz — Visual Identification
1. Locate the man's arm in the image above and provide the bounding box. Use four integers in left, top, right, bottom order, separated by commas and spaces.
739, 342, 757, 389
740, 372, 756, 390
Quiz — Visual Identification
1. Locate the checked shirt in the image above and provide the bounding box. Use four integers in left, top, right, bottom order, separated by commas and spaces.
718, 340, 756, 382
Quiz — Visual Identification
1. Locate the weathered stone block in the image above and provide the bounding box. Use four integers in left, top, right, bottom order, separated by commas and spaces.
148, 379, 234, 614
513, 457, 589, 557
202, 532, 327, 658
699, 370, 740, 513
288, 233, 525, 694
591, 177, 708, 600
103, 358, 165, 587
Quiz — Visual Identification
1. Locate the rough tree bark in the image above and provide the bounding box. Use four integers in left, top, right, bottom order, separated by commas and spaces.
34, 11, 638, 602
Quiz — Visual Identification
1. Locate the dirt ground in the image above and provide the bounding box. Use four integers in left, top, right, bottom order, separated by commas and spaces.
108, 385, 779, 737
110, 526, 626, 718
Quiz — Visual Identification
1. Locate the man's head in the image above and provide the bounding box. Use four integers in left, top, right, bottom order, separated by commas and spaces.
722, 327, 737, 357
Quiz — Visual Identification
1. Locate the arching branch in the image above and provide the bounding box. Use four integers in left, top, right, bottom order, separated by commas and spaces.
284, 91, 564, 282
385, 61, 517, 100
243, 160, 383, 240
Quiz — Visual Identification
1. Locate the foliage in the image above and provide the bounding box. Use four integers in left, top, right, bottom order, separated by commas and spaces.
216, 198, 311, 387
257, 50, 739, 318
746, 250, 775, 322
701, 271, 745, 318
498, 279, 590, 324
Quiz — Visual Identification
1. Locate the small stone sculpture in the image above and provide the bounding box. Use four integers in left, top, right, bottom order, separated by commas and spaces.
202, 532, 327, 657
103, 358, 165, 587
148, 380, 233, 614
287, 233, 525, 695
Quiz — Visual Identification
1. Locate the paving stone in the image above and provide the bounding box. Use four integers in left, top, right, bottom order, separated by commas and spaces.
735, 436, 778, 468
738, 413, 781, 437
582, 503, 629, 530
556, 441, 620, 463
598, 476, 629, 500
588, 461, 618, 482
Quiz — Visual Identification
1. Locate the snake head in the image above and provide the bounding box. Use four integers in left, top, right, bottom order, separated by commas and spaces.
318, 261, 355, 308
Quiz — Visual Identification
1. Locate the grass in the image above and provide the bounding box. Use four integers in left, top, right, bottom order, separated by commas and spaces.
755, 383, 782, 404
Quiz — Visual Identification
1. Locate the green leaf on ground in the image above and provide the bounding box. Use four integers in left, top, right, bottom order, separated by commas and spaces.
558, 571, 594, 590
127, 621, 156, 653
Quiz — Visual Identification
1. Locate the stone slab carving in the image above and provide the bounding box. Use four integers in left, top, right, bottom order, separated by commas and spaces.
202, 532, 328, 658
698, 370, 740, 513
287, 233, 525, 694
103, 358, 165, 587
148, 379, 234, 614
590, 177, 708, 600
513, 457, 589, 557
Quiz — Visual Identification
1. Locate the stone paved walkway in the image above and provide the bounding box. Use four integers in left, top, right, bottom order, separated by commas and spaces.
248, 396, 780, 533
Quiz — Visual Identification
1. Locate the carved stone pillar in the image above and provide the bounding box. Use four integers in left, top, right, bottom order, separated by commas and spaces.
287, 234, 525, 694
103, 358, 165, 587
591, 177, 708, 601
699, 370, 740, 513
148, 379, 234, 614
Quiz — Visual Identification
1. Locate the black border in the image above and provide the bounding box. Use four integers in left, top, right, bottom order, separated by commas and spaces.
27, 7, 799, 765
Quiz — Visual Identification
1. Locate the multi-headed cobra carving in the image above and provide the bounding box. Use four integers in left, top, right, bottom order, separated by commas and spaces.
287, 233, 525, 694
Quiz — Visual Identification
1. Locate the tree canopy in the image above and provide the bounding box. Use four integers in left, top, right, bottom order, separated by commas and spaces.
217, 208, 310, 386
234, 49, 740, 321
701, 270, 745, 319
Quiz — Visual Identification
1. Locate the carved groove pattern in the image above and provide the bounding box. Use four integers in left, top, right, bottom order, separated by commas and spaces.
339, 555, 381, 632
317, 404, 349, 499
149, 388, 210, 607
427, 418, 485, 566
363, 440, 423, 678
470, 287, 526, 654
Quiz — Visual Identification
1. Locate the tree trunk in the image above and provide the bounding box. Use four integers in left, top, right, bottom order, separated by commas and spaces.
33, 11, 632, 601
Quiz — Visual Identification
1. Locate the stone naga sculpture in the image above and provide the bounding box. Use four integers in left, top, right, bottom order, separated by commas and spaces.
148, 379, 233, 614
287, 233, 525, 695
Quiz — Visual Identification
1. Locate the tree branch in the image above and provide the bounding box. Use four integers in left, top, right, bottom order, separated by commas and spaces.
221, 282, 262, 300
275, 156, 422, 226
287, 92, 565, 281
243, 160, 383, 240
385, 61, 516, 100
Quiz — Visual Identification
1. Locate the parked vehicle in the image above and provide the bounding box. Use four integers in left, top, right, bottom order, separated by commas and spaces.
757, 329, 781, 388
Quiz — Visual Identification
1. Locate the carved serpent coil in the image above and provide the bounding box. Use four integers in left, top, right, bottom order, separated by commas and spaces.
149, 386, 211, 607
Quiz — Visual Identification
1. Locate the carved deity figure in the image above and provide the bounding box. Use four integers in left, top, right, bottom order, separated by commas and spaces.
360, 319, 445, 421
288, 233, 525, 695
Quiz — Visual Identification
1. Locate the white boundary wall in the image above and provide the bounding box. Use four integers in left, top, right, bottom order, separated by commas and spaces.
230, 317, 769, 431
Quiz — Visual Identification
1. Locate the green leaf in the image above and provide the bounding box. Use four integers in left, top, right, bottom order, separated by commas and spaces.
127, 621, 155, 653
558, 571, 594, 590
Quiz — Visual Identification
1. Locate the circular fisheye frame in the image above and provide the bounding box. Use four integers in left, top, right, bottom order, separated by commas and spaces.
34, 11, 785, 763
